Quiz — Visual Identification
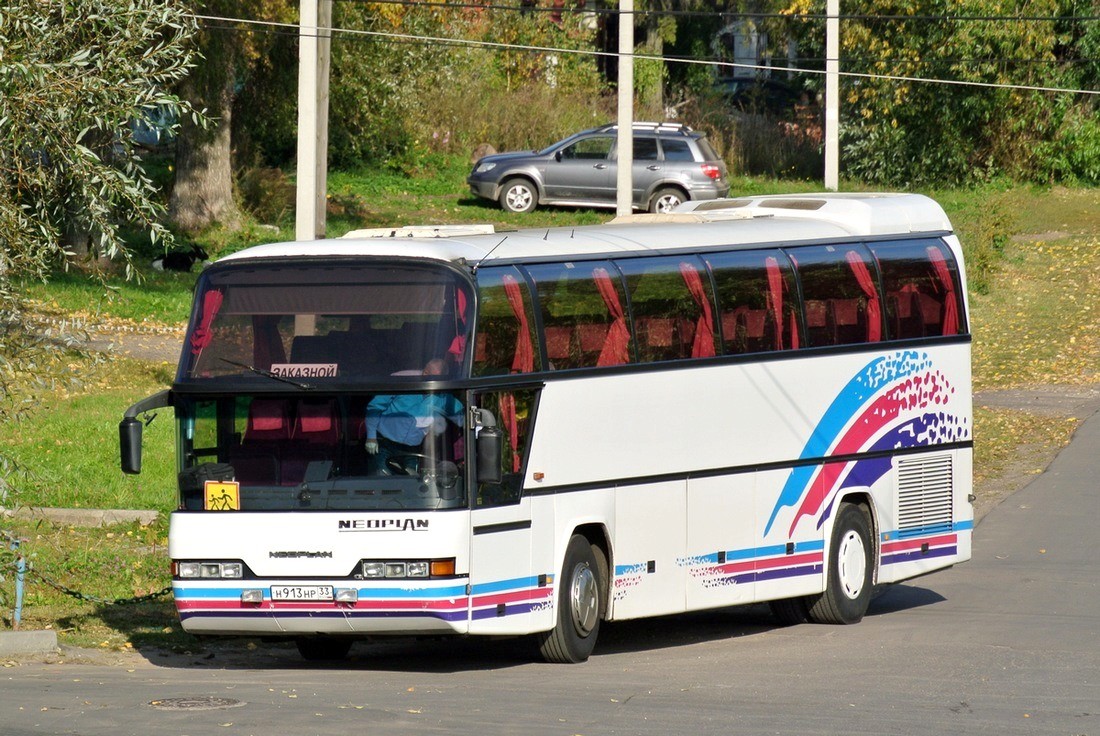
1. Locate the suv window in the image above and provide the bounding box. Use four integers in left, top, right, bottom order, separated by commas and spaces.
633, 137, 659, 161
562, 136, 613, 160
694, 137, 720, 161
661, 138, 694, 162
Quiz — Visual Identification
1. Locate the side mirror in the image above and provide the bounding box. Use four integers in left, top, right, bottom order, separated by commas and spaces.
473, 406, 503, 485
554, 150, 563, 162
118, 390, 172, 475
119, 417, 144, 475
476, 426, 503, 485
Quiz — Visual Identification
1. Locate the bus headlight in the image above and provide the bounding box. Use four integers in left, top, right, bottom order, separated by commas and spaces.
175, 560, 245, 579
360, 558, 454, 579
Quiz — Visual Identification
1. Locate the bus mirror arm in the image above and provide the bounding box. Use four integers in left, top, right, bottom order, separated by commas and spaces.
473, 407, 503, 485
119, 390, 172, 475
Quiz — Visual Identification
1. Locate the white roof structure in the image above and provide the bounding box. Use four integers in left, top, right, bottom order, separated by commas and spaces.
217, 193, 953, 268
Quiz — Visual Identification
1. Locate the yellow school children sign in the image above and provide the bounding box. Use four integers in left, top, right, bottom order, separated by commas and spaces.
204, 481, 240, 511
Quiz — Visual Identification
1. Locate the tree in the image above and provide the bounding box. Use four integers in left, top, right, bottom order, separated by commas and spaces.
0, 0, 198, 486
168, 0, 295, 234
0, 0, 199, 283
779, 0, 1099, 186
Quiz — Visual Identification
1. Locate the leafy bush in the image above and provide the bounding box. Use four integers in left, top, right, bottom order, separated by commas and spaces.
685, 95, 822, 180
326, 4, 608, 169
1036, 105, 1100, 185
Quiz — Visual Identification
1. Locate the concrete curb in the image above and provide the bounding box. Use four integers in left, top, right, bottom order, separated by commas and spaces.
0, 630, 58, 657
1, 507, 159, 527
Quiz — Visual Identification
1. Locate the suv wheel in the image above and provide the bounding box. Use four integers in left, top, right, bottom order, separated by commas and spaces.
649, 187, 686, 214
499, 179, 537, 214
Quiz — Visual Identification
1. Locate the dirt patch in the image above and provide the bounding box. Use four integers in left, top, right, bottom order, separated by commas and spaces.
85, 326, 184, 364
972, 384, 1100, 519
1010, 231, 1070, 243
975, 384, 1100, 418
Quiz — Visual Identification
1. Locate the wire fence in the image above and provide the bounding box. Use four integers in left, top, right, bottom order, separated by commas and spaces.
1, 526, 173, 631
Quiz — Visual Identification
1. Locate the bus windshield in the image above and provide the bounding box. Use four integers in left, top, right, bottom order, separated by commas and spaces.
176, 391, 467, 511
180, 260, 474, 385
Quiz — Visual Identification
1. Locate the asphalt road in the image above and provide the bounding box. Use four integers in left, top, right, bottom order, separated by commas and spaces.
6, 411, 1099, 736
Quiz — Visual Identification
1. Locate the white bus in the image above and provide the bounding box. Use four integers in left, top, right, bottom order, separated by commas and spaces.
120, 193, 972, 663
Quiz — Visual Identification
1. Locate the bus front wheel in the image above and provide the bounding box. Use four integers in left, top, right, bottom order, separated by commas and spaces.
538, 534, 603, 663
296, 636, 353, 661
808, 502, 874, 625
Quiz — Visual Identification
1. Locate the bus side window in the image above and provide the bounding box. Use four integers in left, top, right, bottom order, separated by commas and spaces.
475, 388, 538, 507
617, 255, 718, 362
790, 244, 883, 348
705, 249, 799, 354
526, 261, 634, 370
871, 239, 965, 339
473, 267, 540, 376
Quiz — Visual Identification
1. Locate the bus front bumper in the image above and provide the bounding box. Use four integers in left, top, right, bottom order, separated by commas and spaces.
174, 579, 472, 636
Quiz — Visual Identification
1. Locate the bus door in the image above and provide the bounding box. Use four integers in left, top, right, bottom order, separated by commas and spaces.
467, 388, 545, 635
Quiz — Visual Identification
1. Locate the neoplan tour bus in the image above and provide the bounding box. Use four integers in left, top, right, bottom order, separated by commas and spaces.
120, 193, 972, 663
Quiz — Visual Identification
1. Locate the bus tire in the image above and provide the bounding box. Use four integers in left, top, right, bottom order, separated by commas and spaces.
499, 178, 538, 213
769, 596, 811, 626
538, 534, 603, 663
808, 502, 874, 625
296, 636, 353, 661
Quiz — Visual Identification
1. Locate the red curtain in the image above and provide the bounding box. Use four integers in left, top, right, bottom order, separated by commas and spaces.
846, 250, 882, 342
927, 246, 959, 335
447, 288, 468, 362
503, 274, 534, 373
679, 261, 716, 357
500, 274, 533, 474
764, 257, 785, 350
593, 267, 630, 366
190, 289, 223, 355
498, 392, 521, 472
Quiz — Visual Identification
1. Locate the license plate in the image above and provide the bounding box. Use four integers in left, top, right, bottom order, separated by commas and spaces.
270, 585, 334, 601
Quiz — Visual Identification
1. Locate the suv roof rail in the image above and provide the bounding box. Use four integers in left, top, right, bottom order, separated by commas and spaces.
596, 122, 694, 135
341, 224, 496, 239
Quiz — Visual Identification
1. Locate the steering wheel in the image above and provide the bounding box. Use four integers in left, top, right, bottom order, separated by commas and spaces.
385, 453, 433, 476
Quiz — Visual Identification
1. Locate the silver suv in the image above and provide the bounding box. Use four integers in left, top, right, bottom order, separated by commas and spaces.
467, 122, 730, 214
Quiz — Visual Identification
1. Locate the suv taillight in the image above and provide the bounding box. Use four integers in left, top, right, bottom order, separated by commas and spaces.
700, 164, 722, 180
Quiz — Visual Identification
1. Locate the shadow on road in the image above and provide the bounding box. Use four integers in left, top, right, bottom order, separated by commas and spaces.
123, 584, 945, 673
868, 583, 947, 616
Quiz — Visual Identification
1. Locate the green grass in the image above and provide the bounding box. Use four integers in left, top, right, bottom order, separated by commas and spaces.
19, 268, 198, 326
1, 357, 178, 513
3, 171, 1100, 651
1, 516, 183, 650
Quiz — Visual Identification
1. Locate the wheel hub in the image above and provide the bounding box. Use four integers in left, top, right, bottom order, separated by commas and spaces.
837, 530, 867, 599
569, 562, 599, 636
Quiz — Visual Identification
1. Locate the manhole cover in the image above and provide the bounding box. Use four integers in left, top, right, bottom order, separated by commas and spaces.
149, 696, 246, 711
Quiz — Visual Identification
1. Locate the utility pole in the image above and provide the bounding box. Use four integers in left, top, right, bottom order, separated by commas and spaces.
616, 0, 634, 217
824, 0, 839, 191
296, 0, 333, 241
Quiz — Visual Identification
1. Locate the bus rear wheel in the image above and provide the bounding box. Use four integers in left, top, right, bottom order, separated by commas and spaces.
807, 502, 874, 625
538, 534, 604, 663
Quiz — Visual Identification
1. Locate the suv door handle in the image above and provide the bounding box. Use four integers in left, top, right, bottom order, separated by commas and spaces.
646, 165, 662, 171
593, 163, 607, 170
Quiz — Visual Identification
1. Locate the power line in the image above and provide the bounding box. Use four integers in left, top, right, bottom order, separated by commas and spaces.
327, 0, 1100, 23
187, 12, 1100, 97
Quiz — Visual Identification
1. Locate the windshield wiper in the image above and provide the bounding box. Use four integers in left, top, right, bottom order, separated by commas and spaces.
219, 358, 313, 390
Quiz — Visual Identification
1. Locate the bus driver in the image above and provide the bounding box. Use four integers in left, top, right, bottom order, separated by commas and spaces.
363, 358, 464, 475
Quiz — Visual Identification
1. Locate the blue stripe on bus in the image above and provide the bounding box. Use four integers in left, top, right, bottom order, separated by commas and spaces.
879, 519, 973, 541
470, 576, 542, 596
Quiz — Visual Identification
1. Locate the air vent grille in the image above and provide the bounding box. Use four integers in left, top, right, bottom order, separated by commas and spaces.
896, 455, 954, 538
